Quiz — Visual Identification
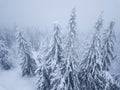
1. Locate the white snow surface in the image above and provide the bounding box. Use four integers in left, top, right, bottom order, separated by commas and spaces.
0, 67, 36, 90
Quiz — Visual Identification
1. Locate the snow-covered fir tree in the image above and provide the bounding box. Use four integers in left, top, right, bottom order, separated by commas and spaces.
100, 21, 119, 90
52, 8, 80, 90
102, 21, 116, 71
0, 40, 12, 70
49, 24, 65, 90
78, 16, 107, 90
37, 23, 64, 90
16, 29, 37, 77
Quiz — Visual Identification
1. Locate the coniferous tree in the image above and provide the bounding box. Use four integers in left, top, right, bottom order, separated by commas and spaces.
102, 21, 116, 71
78, 16, 107, 90
53, 8, 80, 90
103, 21, 120, 90
99, 21, 120, 90
16, 29, 37, 77
50, 24, 65, 90
0, 40, 12, 70
37, 23, 64, 90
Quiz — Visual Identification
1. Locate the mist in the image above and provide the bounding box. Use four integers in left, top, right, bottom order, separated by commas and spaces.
0, 0, 119, 33
0, 0, 120, 90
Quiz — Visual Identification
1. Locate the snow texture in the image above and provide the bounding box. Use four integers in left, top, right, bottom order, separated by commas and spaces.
0, 67, 36, 90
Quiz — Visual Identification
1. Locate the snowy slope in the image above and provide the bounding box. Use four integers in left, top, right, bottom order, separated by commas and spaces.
0, 67, 36, 90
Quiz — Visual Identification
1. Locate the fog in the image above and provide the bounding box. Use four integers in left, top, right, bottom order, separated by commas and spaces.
0, 0, 120, 33
0, 1, 120, 89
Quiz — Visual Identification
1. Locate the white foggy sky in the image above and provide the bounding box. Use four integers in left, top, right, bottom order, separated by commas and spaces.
0, 0, 120, 32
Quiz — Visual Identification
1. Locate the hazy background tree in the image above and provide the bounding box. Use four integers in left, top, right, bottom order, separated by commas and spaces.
0, 40, 12, 70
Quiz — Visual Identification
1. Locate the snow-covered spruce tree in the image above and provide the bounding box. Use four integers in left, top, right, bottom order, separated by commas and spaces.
52, 8, 80, 90
16, 30, 37, 77
104, 22, 120, 90
101, 21, 116, 71
49, 24, 65, 90
0, 40, 12, 70
37, 23, 64, 90
78, 16, 107, 90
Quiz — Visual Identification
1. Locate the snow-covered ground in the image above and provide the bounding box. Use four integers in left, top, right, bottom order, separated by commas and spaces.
0, 67, 36, 90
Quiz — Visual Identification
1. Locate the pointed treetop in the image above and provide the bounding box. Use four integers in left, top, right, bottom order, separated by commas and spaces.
95, 11, 104, 31
16, 26, 22, 33
49, 23, 62, 46
109, 21, 115, 29
54, 24, 61, 39
16, 29, 26, 45
91, 12, 104, 48
69, 8, 76, 32
68, 8, 77, 43
109, 21, 115, 36
71, 8, 76, 17
104, 21, 116, 41
53, 23, 60, 36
